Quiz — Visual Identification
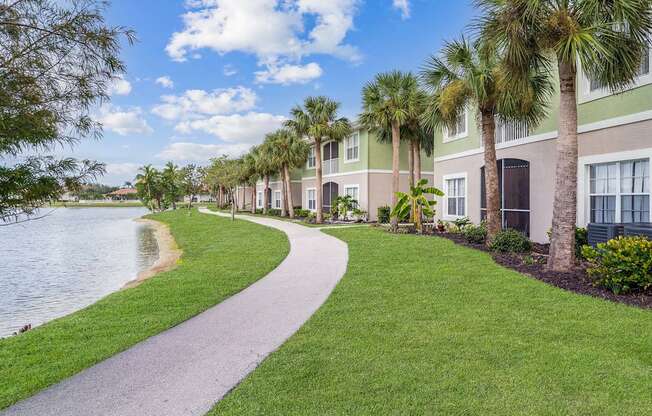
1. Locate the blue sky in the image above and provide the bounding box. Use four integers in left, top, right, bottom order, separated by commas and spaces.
70, 0, 478, 185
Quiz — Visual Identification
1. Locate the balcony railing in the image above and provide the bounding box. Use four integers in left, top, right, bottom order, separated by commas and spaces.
322, 158, 339, 175
495, 119, 529, 144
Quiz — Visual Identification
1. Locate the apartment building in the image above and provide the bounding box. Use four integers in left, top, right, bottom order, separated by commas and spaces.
432, 48, 652, 243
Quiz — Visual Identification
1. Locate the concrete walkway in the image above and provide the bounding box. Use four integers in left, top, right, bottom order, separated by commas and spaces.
3, 209, 348, 416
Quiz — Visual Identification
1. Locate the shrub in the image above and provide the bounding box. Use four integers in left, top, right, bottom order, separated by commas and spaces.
378, 205, 391, 224
462, 223, 487, 244
268, 209, 281, 216
490, 229, 532, 253
294, 209, 311, 218
582, 236, 652, 294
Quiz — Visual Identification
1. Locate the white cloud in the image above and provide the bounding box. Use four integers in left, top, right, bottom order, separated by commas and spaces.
155, 76, 174, 89
166, 0, 361, 81
103, 163, 142, 186
96, 105, 153, 136
223, 64, 237, 76
174, 112, 286, 144
157, 142, 250, 162
151, 87, 258, 121
108, 75, 132, 96
255, 62, 323, 85
393, 0, 410, 19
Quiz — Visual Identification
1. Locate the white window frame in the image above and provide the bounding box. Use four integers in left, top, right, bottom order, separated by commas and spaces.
443, 109, 468, 143
344, 132, 360, 163
442, 172, 468, 220
307, 146, 316, 169
343, 184, 360, 208
306, 188, 316, 211
256, 191, 263, 209
580, 42, 652, 103
578, 149, 652, 226
274, 190, 281, 209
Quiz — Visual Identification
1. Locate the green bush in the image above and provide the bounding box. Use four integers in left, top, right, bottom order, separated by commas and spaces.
452, 216, 472, 230
294, 209, 311, 218
462, 223, 487, 244
378, 205, 391, 224
490, 229, 532, 253
268, 209, 281, 216
582, 236, 652, 294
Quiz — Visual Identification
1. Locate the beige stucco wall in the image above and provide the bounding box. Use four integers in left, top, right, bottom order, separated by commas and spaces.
433, 119, 652, 243
254, 181, 302, 210
301, 172, 369, 215
367, 172, 435, 221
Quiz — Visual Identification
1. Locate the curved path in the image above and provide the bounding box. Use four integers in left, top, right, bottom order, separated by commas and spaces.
3, 209, 348, 416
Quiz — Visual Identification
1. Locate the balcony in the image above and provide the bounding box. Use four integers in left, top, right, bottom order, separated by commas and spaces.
495, 119, 529, 144
322, 158, 339, 175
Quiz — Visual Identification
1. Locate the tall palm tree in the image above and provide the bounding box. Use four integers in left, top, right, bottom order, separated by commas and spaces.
256, 140, 277, 215
477, 0, 652, 271
360, 71, 423, 231
135, 165, 160, 211
421, 38, 550, 243
243, 147, 260, 214
268, 128, 310, 219
162, 161, 181, 210
285, 96, 352, 224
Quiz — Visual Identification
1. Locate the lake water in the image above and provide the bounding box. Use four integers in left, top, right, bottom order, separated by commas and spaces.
0, 208, 159, 337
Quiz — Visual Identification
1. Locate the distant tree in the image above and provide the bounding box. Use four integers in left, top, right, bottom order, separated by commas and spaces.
180, 164, 204, 209
135, 165, 163, 212
268, 128, 310, 219
360, 72, 423, 231
242, 147, 261, 214
285, 96, 351, 223
255, 140, 278, 215
162, 162, 182, 209
73, 183, 119, 200
0, 0, 134, 224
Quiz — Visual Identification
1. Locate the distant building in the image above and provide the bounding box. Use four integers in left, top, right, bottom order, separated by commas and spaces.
107, 188, 139, 201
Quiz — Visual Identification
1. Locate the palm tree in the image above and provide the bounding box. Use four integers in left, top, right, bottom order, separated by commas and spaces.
135, 165, 161, 211
421, 38, 550, 243
477, 0, 652, 271
268, 128, 310, 219
243, 147, 260, 214
285, 96, 352, 224
162, 161, 181, 210
360, 71, 423, 231
256, 140, 277, 215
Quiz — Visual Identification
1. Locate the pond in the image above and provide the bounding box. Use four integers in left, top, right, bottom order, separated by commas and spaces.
0, 207, 159, 337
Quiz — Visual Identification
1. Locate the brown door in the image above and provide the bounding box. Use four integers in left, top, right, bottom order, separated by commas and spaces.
323, 182, 339, 213
481, 158, 530, 236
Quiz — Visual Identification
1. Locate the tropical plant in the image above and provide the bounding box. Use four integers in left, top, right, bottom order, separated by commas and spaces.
421, 37, 550, 244
180, 164, 204, 209
0, 0, 134, 224
162, 162, 182, 209
582, 236, 652, 294
255, 140, 278, 215
391, 179, 444, 233
242, 148, 260, 214
377, 205, 391, 224
268, 129, 310, 218
463, 222, 488, 244
360, 71, 424, 231
286, 96, 352, 223
135, 165, 163, 212
477, 0, 652, 271
332, 195, 358, 221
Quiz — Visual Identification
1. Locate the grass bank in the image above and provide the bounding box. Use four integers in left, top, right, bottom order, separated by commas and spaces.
212, 227, 652, 415
0, 210, 289, 409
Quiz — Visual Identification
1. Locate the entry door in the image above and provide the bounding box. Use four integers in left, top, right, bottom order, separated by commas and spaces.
481, 159, 530, 236
323, 182, 339, 213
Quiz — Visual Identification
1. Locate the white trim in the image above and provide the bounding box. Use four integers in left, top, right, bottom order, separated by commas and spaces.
577, 148, 652, 226
306, 145, 316, 169
256, 191, 263, 209
442, 172, 468, 220
443, 109, 469, 142
301, 169, 435, 180
343, 184, 360, 199
434, 110, 652, 163
579, 43, 652, 104
305, 187, 317, 211
344, 132, 360, 163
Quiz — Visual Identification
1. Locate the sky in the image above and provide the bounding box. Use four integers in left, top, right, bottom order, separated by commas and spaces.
67, 0, 478, 185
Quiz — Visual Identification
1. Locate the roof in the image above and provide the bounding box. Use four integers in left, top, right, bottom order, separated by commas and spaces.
108, 188, 138, 196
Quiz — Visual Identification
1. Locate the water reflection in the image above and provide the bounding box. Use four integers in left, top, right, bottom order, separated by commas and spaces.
0, 208, 159, 337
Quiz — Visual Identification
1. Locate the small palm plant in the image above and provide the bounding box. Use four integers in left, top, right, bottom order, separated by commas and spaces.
391, 179, 444, 233
332, 195, 358, 221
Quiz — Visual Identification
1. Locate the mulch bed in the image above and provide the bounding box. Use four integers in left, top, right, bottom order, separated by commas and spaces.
435, 231, 652, 309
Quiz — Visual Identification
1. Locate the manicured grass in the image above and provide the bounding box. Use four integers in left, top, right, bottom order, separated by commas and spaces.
211, 228, 652, 415
0, 210, 289, 409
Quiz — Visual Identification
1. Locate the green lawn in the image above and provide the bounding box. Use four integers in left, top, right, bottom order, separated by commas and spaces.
211, 227, 652, 416
0, 210, 289, 409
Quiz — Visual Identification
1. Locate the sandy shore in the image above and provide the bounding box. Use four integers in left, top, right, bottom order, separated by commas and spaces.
123, 218, 182, 289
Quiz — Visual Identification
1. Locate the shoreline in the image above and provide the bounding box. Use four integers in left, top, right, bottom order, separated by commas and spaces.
123, 218, 181, 289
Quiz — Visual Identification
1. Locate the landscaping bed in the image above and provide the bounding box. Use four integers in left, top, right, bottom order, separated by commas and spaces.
436, 231, 652, 309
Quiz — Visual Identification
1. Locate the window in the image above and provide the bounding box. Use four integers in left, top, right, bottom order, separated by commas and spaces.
589, 159, 649, 223
444, 174, 466, 218
257, 191, 263, 208
274, 190, 281, 209
307, 188, 316, 211
307, 146, 316, 169
344, 133, 359, 162
443, 110, 468, 142
584, 43, 652, 100
344, 185, 359, 208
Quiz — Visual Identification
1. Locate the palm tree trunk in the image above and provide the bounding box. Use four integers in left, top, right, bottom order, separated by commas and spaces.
251, 184, 256, 214
414, 141, 421, 182
481, 110, 501, 244
263, 175, 270, 215
284, 164, 295, 218
280, 170, 287, 217
315, 139, 323, 224
408, 141, 415, 188
548, 61, 579, 272
390, 121, 401, 231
